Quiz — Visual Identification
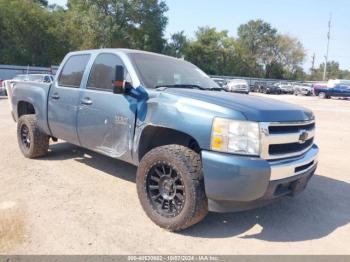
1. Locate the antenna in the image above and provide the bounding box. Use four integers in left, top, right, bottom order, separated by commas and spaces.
323, 13, 332, 81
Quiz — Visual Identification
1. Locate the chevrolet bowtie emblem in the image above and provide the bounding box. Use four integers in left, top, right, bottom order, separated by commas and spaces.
298, 130, 309, 144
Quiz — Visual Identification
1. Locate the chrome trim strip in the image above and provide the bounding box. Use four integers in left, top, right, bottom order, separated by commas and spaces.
270, 146, 318, 181
267, 120, 315, 126
267, 129, 315, 145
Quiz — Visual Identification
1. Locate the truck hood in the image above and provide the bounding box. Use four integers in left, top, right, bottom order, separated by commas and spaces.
165, 89, 314, 122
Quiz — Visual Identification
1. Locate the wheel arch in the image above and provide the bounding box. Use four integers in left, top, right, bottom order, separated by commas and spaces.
137, 125, 201, 162
17, 100, 36, 118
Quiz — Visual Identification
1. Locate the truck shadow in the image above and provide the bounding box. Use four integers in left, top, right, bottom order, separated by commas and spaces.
183, 174, 350, 241
43, 142, 137, 183
44, 142, 350, 242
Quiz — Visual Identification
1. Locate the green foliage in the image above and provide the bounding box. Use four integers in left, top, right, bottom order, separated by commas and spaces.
0, 1, 347, 81
179, 27, 252, 76
184, 27, 230, 75
175, 22, 306, 80
236, 20, 276, 77
164, 31, 188, 58
0, 0, 71, 66
236, 20, 306, 79
0, 0, 168, 66
66, 0, 168, 52
310, 61, 350, 81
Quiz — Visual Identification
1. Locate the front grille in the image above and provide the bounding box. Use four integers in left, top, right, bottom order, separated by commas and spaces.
269, 138, 313, 155
260, 120, 315, 160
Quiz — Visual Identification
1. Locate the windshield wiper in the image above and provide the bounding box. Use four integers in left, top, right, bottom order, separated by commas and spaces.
155, 84, 208, 90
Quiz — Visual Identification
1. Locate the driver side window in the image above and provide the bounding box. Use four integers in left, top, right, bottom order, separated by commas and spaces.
87, 53, 130, 91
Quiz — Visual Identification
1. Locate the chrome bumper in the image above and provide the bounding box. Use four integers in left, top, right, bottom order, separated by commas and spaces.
270, 145, 318, 181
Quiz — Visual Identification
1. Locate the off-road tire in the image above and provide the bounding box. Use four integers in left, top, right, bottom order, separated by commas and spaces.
136, 145, 208, 231
17, 115, 49, 158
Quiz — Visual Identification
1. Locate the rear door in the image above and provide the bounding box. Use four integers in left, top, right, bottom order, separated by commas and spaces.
48, 54, 91, 145
76, 53, 137, 161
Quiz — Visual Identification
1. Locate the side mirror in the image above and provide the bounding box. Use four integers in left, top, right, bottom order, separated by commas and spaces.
113, 65, 126, 94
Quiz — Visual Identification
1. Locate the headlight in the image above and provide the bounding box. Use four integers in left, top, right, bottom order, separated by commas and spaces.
211, 118, 260, 156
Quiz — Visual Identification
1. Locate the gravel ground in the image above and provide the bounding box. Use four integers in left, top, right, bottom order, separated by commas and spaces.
0, 94, 349, 255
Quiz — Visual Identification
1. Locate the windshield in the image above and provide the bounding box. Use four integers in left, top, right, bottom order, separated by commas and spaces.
13, 75, 27, 81
213, 79, 227, 87
130, 53, 220, 89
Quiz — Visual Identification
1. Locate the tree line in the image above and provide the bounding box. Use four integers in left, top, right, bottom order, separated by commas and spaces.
0, 0, 349, 81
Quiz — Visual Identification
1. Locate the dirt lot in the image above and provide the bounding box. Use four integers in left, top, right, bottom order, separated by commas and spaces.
0, 94, 350, 255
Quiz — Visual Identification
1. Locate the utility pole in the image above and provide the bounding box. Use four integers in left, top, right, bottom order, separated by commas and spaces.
323, 13, 332, 81
311, 53, 315, 71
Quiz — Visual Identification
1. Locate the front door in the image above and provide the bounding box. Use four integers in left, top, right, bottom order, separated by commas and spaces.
77, 53, 137, 161
48, 54, 91, 145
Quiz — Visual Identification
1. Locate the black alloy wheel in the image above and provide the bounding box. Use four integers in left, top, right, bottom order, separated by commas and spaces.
20, 124, 31, 150
146, 163, 185, 217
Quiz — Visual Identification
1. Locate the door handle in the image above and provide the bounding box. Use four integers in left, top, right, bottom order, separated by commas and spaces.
81, 97, 93, 105
51, 93, 60, 100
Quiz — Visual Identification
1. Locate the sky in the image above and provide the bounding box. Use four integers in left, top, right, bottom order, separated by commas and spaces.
48, 0, 350, 71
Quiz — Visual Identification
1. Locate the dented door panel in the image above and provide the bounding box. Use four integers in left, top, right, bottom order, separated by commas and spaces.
77, 89, 137, 163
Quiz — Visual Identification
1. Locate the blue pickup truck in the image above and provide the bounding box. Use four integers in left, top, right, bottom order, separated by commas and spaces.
314, 84, 350, 99
10, 49, 318, 231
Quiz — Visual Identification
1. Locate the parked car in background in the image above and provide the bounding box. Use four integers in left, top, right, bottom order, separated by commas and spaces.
314, 84, 350, 99
311, 82, 327, 95
211, 78, 227, 89
4, 74, 55, 103
12, 74, 54, 83
277, 82, 294, 94
259, 82, 282, 94
294, 83, 313, 96
226, 79, 250, 94
251, 81, 266, 92
0, 79, 5, 95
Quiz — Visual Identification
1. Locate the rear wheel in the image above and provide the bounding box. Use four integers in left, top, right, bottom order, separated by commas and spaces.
136, 145, 208, 231
17, 115, 49, 158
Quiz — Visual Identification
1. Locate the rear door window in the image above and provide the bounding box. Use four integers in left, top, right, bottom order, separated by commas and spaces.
58, 55, 90, 88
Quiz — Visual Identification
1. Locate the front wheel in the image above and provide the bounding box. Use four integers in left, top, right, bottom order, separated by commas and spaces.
136, 145, 208, 231
318, 92, 327, 99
